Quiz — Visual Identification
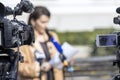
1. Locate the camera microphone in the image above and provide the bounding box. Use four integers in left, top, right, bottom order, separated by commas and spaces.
13, 0, 34, 15
21, 0, 34, 13
116, 7, 120, 14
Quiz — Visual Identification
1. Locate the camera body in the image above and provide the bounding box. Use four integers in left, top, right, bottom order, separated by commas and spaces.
0, 1, 34, 48
0, 18, 34, 48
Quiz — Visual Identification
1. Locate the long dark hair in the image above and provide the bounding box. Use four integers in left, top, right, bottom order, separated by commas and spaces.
28, 6, 51, 25
28, 6, 52, 39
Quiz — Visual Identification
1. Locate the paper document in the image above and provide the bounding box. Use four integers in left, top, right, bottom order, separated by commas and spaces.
49, 42, 78, 69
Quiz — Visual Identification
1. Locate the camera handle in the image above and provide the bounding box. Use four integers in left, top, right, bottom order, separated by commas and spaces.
8, 50, 24, 80
0, 43, 24, 80
0, 48, 24, 80
113, 47, 120, 73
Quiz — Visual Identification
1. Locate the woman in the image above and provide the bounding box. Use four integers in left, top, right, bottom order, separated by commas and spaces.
18, 6, 64, 80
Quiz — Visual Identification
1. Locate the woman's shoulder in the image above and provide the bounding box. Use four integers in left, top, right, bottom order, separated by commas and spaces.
49, 31, 60, 42
49, 31, 58, 37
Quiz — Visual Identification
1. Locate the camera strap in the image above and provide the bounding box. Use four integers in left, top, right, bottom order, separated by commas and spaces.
40, 42, 54, 80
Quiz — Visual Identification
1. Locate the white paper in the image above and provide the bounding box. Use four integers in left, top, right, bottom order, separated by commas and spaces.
49, 42, 78, 69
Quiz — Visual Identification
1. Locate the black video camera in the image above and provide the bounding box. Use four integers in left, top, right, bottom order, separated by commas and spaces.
0, 0, 34, 48
0, 0, 35, 80
96, 7, 120, 80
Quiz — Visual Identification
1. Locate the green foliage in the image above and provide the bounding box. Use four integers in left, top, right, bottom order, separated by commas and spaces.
56, 28, 117, 56
56, 28, 114, 45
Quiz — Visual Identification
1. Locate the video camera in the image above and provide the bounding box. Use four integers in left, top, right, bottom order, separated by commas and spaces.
96, 7, 120, 80
0, 0, 34, 80
0, 0, 34, 48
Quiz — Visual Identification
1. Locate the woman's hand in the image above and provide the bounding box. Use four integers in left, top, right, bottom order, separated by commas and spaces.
41, 62, 52, 72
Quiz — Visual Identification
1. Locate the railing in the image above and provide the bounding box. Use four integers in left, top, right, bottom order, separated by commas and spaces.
65, 55, 117, 77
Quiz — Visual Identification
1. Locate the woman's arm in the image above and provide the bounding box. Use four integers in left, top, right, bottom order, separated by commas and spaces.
19, 45, 40, 78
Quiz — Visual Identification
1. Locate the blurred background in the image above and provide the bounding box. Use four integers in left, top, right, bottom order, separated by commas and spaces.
1, 0, 120, 80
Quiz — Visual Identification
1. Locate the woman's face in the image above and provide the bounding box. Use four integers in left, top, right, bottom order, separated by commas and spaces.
35, 15, 50, 33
